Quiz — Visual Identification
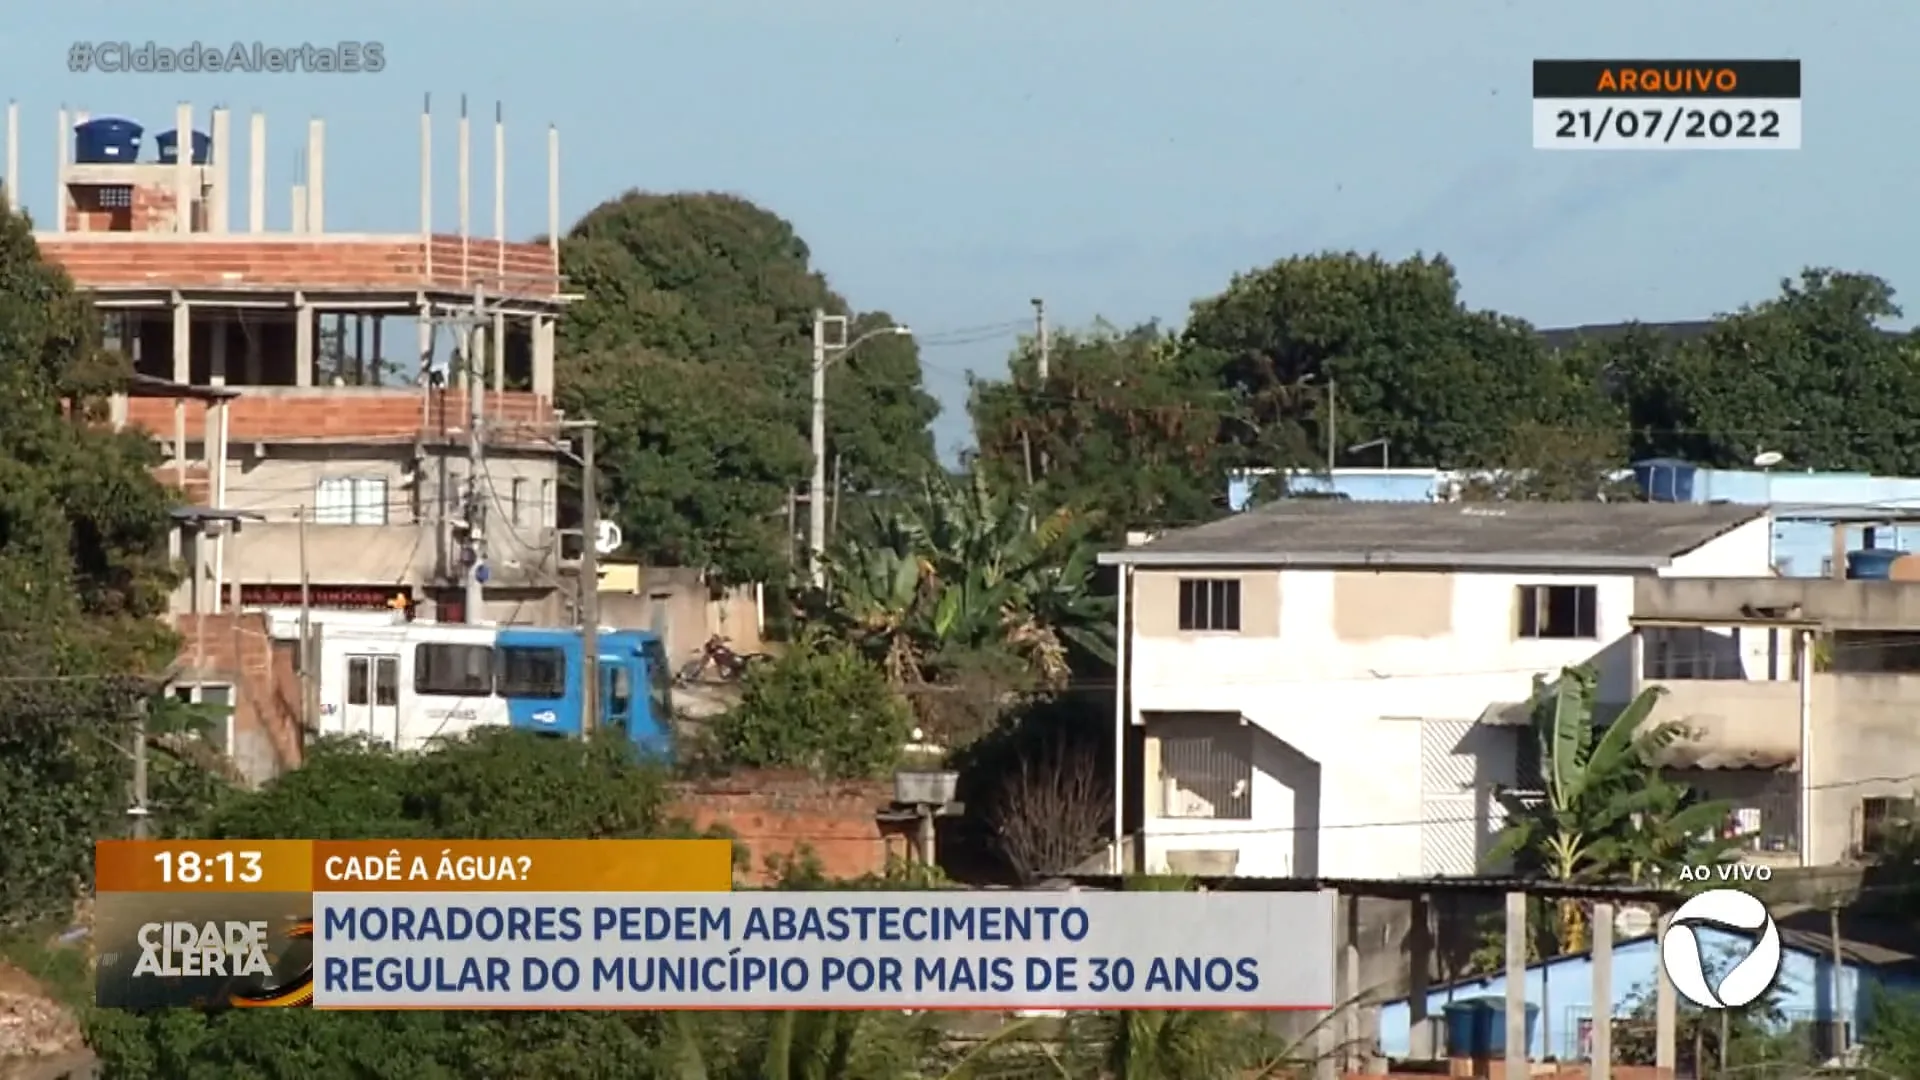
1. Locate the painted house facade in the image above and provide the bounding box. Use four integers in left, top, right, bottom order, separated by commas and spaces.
1099, 502, 1773, 879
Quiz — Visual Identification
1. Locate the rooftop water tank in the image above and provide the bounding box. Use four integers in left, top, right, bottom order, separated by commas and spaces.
73, 118, 142, 164
154, 129, 211, 165
1847, 548, 1901, 580
1633, 458, 1696, 503
1442, 997, 1539, 1058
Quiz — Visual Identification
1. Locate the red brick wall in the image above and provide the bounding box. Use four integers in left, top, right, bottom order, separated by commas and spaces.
40, 234, 560, 300
122, 389, 553, 443
667, 772, 914, 885
175, 612, 302, 785
66, 182, 185, 233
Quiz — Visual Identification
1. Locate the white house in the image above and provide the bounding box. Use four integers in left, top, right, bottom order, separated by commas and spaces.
1096, 501, 1773, 880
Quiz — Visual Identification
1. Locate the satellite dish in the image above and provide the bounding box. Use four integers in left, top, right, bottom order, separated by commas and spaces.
593, 520, 623, 555
1753, 450, 1784, 468
1614, 906, 1655, 939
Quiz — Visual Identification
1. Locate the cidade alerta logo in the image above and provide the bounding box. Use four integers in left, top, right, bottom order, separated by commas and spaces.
1659, 889, 1781, 1009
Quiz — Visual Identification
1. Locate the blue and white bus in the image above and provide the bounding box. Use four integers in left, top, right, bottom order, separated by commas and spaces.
313, 620, 673, 756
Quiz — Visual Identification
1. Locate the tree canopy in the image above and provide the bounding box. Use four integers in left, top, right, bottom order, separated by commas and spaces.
0, 204, 194, 929
557, 191, 941, 582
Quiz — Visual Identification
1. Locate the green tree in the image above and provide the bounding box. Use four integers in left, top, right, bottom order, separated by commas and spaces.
702, 635, 912, 780
1488, 668, 1736, 955
557, 192, 940, 582
968, 321, 1240, 540
0, 202, 195, 928
1615, 269, 1920, 474
1184, 252, 1588, 472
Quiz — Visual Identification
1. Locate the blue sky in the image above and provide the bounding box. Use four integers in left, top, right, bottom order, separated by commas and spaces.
8, 1, 1910, 457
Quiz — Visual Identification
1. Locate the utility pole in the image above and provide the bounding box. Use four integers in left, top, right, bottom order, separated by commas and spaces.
130, 700, 150, 839
1029, 297, 1050, 481
298, 506, 313, 734
1325, 379, 1338, 472
463, 285, 488, 624
576, 421, 600, 735
808, 309, 829, 588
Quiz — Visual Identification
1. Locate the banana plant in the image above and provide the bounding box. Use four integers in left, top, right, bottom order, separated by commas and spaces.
1488, 666, 1736, 952
817, 472, 1113, 689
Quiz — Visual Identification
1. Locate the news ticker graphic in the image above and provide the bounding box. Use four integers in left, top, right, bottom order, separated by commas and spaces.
94, 839, 733, 1010
1532, 59, 1801, 151
310, 891, 1334, 1010
95, 841, 1338, 1011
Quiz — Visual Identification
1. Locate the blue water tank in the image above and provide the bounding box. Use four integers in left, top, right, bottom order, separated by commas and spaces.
1441, 997, 1539, 1057
1633, 458, 1696, 503
154, 129, 211, 165
1847, 549, 1902, 580
73, 118, 143, 164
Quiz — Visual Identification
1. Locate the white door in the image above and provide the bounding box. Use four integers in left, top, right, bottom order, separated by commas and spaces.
342, 654, 401, 744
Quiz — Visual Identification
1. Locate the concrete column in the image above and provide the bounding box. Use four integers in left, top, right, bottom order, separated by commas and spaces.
1590, 901, 1613, 1079
491, 311, 506, 396
294, 297, 314, 387
109, 393, 128, 431
1344, 895, 1362, 1073
1655, 912, 1677, 1075
306, 118, 325, 233
208, 107, 231, 233
173, 102, 193, 234
52, 107, 66, 234
1407, 894, 1434, 1059
531, 314, 555, 399
171, 298, 191, 383
248, 112, 265, 233
1505, 891, 1528, 1078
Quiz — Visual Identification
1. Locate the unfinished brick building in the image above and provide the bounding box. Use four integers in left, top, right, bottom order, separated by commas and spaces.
13, 99, 578, 782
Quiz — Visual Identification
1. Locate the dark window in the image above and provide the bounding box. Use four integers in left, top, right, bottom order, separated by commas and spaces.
497, 646, 567, 699
347, 657, 370, 706
1156, 716, 1253, 820
414, 643, 494, 696
1177, 578, 1242, 632
643, 639, 673, 721
1516, 584, 1597, 639
374, 657, 399, 706
609, 666, 632, 717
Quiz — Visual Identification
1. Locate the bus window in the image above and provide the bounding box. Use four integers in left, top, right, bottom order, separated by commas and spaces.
414, 643, 493, 696
643, 639, 672, 721
497, 646, 567, 699
608, 665, 632, 717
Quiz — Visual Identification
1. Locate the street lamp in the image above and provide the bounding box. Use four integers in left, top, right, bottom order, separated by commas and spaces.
1348, 438, 1390, 470
809, 312, 912, 586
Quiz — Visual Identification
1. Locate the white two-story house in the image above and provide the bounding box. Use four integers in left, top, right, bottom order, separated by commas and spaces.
1097, 500, 1773, 880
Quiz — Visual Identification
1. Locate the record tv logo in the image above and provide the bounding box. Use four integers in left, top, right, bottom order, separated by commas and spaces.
1658, 889, 1781, 1010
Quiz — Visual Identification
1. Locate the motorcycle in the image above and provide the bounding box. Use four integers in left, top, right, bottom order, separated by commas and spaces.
676, 635, 770, 684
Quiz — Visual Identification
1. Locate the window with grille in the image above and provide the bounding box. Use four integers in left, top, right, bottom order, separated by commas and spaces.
1156, 717, 1253, 819
1177, 578, 1242, 632
314, 476, 389, 525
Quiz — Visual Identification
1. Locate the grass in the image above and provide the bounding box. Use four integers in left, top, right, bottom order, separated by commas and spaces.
0, 920, 92, 1013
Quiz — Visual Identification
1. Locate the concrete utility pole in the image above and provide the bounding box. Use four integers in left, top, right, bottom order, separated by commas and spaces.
463, 285, 488, 623
577, 421, 600, 735
1031, 297, 1050, 479
807, 313, 913, 588
130, 701, 150, 839
809, 310, 829, 588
